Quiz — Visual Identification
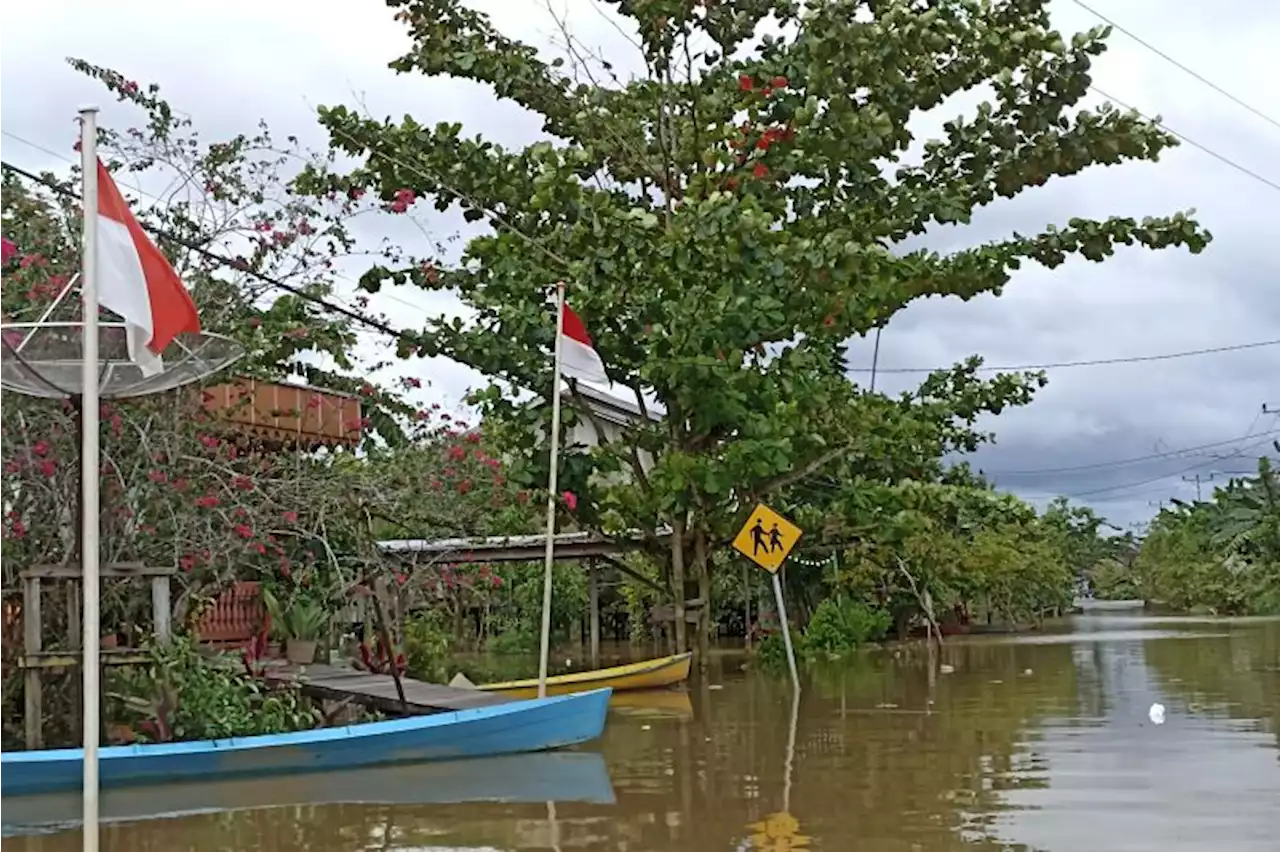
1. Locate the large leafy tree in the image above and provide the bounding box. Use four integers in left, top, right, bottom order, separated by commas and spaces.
300, 0, 1210, 653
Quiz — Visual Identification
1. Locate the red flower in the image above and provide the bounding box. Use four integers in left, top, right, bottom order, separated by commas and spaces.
753, 162, 770, 179
562, 490, 578, 511
31, 440, 50, 457
0, 237, 17, 264
234, 524, 254, 539
395, 573, 407, 586
772, 75, 788, 88
179, 554, 196, 572
429, 479, 442, 490
38, 459, 56, 478
252, 542, 267, 555
194, 494, 219, 508
233, 475, 254, 491
738, 74, 754, 92
198, 434, 220, 449
491, 574, 503, 588
387, 188, 416, 214
447, 444, 467, 461
347, 187, 365, 201
282, 510, 299, 524
4, 460, 21, 474
457, 479, 473, 495
464, 431, 481, 444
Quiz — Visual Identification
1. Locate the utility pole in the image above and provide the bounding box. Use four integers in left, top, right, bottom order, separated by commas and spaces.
1182, 473, 1214, 502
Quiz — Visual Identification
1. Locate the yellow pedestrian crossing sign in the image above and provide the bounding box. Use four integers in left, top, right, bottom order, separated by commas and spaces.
732, 503, 802, 573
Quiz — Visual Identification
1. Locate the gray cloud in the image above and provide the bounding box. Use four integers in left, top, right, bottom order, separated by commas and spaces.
3, 0, 1276, 526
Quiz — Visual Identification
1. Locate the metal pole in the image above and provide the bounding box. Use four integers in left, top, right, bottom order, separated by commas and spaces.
869, 325, 883, 392
770, 572, 799, 689
78, 105, 101, 852
537, 282, 567, 699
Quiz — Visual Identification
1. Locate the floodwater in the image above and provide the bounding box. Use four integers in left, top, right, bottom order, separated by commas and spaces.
5, 610, 1278, 851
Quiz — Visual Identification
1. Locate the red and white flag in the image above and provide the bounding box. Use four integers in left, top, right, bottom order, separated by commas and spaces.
95, 160, 200, 377
560, 301, 607, 384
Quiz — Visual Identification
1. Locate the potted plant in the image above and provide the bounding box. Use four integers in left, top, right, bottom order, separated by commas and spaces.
263, 586, 330, 665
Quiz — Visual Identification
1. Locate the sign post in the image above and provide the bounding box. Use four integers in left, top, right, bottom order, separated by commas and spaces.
732, 503, 803, 688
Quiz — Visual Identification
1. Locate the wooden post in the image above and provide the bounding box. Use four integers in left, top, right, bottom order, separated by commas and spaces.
588, 561, 600, 667
23, 575, 43, 749
151, 574, 172, 644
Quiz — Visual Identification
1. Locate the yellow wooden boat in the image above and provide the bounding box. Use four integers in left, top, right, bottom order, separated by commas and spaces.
478, 652, 693, 699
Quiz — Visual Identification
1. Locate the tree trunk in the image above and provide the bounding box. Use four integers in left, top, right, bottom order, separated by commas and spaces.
671, 515, 687, 653
694, 524, 711, 668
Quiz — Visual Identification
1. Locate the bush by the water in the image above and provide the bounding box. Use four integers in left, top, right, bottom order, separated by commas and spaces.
801, 598, 892, 657
756, 599, 893, 669
106, 636, 319, 743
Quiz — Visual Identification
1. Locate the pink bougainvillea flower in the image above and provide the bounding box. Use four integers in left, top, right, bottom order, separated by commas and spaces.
1, 237, 17, 264
387, 188, 416, 214
562, 490, 578, 511
31, 440, 51, 457
457, 479, 473, 495
194, 494, 219, 508
232, 475, 254, 491
282, 510, 299, 524
198, 434, 219, 449
179, 554, 196, 572
234, 524, 254, 539
395, 573, 407, 586
38, 459, 57, 478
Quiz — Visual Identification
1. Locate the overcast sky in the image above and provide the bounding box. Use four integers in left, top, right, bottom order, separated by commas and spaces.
3, 0, 1277, 527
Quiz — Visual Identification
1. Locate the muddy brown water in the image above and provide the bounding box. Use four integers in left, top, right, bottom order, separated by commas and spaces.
4, 610, 1278, 851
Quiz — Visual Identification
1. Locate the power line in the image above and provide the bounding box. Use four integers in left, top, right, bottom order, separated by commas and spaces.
849, 338, 1279, 374
2, 160, 413, 346
1063, 433, 1278, 499
987, 427, 1280, 476
0, 130, 435, 324
1071, 0, 1280, 132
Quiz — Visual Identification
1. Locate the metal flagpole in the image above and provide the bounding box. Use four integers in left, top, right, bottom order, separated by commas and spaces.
537, 281, 567, 698
78, 105, 102, 852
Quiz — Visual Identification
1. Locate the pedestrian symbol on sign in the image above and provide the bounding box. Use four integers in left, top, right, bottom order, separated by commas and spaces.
733, 504, 802, 573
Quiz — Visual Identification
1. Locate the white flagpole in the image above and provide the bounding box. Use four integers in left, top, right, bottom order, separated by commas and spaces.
78, 105, 102, 852
537, 281, 567, 699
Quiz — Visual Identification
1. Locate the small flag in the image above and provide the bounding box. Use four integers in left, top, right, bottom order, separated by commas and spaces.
560, 302, 607, 383
95, 160, 200, 376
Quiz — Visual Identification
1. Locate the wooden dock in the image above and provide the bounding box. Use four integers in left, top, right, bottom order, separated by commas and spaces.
264, 662, 512, 716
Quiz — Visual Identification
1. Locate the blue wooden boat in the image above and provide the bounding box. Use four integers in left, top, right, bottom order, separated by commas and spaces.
0, 688, 611, 796
2, 751, 614, 835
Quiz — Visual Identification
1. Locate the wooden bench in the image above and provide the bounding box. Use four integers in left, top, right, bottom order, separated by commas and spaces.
195, 580, 268, 645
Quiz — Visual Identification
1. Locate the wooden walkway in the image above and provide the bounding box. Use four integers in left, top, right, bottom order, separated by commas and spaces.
264, 662, 512, 716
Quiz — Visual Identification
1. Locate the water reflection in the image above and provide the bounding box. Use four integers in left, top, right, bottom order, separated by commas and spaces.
996, 616, 1280, 852
2, 616, 1276, 851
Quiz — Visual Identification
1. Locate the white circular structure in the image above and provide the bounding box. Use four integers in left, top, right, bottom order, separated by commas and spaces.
0, 321, 243, 399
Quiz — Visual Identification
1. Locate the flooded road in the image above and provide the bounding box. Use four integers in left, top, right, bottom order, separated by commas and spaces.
5, 611, 1278, 851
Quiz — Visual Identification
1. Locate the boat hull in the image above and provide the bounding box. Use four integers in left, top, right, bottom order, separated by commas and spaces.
0, 688, 611, 796
2, 751, 614, 835
479, 653, 692, 699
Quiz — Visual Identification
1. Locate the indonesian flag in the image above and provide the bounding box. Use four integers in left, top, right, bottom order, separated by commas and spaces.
95, 160, 200, 377
560, 301, 607, 384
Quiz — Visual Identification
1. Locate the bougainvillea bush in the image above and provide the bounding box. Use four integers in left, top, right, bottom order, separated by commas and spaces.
0, 61, 539, 747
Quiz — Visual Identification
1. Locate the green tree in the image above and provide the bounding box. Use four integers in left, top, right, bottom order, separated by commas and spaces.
299, 0, 1209, 656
